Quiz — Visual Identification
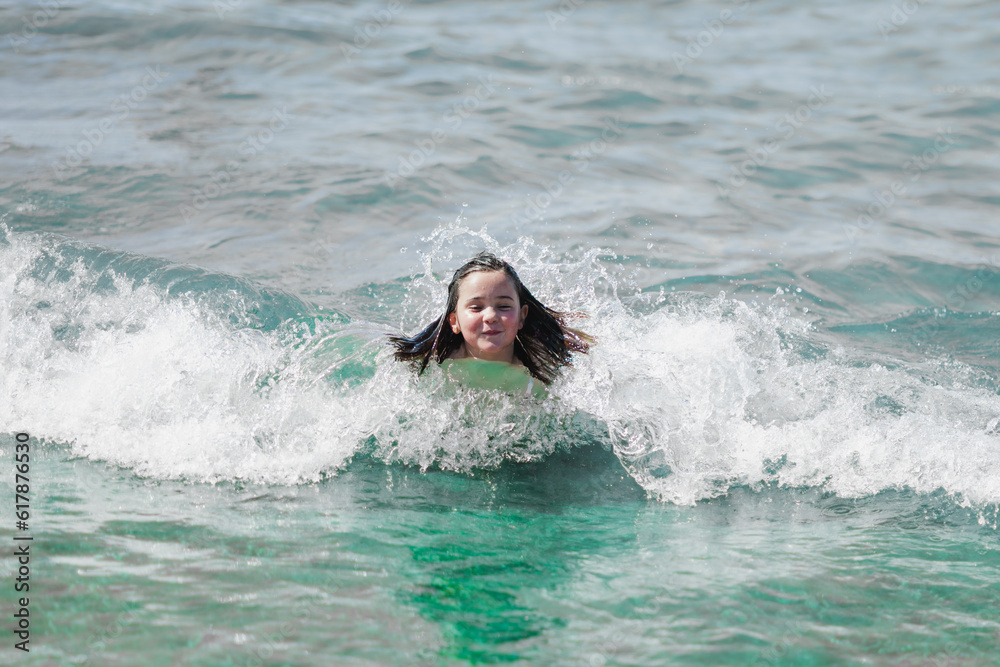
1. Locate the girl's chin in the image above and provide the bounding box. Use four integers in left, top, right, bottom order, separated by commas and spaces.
474, 338, 510, 350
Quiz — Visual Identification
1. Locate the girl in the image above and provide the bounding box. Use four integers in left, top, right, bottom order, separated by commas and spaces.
388, 252, 592, 393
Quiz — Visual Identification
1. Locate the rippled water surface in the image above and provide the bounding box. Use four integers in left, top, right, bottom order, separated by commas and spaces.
2, 0, 999, 664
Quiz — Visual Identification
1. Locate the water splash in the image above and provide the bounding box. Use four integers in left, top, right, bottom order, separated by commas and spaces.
3, 223, 999, 508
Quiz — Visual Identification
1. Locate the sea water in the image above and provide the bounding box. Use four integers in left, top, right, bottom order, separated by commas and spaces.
1, 0, 999, 664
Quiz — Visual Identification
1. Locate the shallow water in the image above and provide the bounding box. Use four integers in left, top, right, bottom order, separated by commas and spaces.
2, 0, 1000, 664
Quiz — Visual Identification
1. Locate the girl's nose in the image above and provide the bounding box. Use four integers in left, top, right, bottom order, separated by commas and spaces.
483, 308, 498, 321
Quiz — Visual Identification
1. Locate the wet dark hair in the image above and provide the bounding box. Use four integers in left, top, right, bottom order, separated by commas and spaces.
388, 252, 592, 385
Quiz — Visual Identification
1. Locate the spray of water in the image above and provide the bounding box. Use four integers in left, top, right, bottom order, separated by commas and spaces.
3, 223, 999, 508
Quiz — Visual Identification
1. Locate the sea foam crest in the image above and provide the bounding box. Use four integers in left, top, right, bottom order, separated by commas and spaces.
563, 289, 1000, 506
3, 224, 1000, 508
1, 228, 356, 483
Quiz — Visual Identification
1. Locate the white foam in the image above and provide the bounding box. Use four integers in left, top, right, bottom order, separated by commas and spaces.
4, 225, 1000, 507
559, 288, 1000, 506
1, 230, 355, 483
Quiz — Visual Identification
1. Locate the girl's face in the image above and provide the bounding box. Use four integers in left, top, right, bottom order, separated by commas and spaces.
447, 270, 528, 363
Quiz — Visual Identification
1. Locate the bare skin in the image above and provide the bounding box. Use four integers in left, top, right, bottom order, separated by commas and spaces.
446, 271, 528, 364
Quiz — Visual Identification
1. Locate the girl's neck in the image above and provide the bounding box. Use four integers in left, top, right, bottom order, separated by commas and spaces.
450, 343, 521, 366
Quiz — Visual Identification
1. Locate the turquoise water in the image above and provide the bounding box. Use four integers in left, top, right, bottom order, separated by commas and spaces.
2, 0, 1000, 664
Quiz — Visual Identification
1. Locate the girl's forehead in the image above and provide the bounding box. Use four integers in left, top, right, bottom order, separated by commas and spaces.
457, 270, 518, 297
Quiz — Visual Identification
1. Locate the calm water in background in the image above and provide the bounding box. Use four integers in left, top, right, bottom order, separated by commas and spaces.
2, 0, 1000, 664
